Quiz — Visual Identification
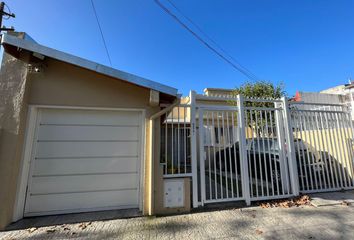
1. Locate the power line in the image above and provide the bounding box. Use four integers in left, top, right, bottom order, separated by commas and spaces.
90, 0, 112, 67
157, 0, 258, 81
165, 0, 259, 81
155, 0, 259, 81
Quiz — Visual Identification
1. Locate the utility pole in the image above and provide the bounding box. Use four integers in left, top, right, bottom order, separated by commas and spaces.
0, 1, 15, 33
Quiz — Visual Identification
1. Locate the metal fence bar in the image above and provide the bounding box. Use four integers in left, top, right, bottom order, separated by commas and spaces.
333, 111, 345, 188
283, 97, 299, 196
206, 112, 212, 200
341, 112, 352, 187
269, 110, 280, 195
265, 110, 274, 196
291, 112, 307, 190
216, 111, 223, 199
212, 112, 218, 200
177, 106, 180, 174
319, 111, 335, 189
221, 112, 229, 199
244, 107, 283, 111
190, 91, 198, 208
198, 109, 206, 206
171, 107, 174, 174
232, 111, 240, 198
335, 112, 348, 188
330, 112, 344, 188
315, 111, 330, 189
344, 113, 354, 187
324, 111, 340, 188
309, 111, 321, 190
302, 112, 316, 190
244, 98, 283, 103
290, 102, 346, 107
254, 111, 265, 197
226, 112, 235, 198
260, 110, 270, 196
248, 110, 255, 197
343, 113, 354, 187
184, 106, 187, 174
282, 109, 290, 195
291, 109, 348, 114
238, 95, 251, 205
280, 106, 291, 195
298, 112, 310, 190
275, 107, 286, 195
165, 112, 168, 174
343, 112, 354, 187
309, 110, 323, 189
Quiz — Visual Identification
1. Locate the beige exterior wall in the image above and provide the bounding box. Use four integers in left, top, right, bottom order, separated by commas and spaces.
0, 50, 30, 230
28, 59, 156, 109
294, 129, 354, 178
0, 56, 173, 229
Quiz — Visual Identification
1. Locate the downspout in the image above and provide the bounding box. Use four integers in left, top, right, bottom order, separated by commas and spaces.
148, 96, 181, 215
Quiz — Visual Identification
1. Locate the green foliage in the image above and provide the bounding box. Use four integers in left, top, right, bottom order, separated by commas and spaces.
232, 81, 286, 107
228, 81, 286, 108
230, 81, 286, 134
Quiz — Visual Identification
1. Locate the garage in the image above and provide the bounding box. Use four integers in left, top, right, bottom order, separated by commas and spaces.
0, 33, 179, 228
24, 107, 144, 216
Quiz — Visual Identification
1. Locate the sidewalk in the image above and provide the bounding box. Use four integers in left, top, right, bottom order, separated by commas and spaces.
1, 191, 354, 239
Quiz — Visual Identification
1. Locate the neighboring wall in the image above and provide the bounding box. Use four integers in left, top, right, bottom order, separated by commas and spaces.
294, 129, 354, 178
296, 91, 354, 120
298, 92, 343, 105
0, 48, 30, 230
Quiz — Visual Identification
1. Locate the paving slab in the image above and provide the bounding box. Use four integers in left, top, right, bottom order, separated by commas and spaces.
1, 191, 354, 240
310, 190, 354, 207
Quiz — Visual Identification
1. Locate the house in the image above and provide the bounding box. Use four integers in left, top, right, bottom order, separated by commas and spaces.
292, 91, 344, 105
1, 32, 354, 231
203, 88, 235, 97
293, 81, 354, 119
0, 32, 185, 229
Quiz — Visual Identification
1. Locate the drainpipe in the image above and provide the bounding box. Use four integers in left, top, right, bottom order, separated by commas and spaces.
148, 96, 181, 215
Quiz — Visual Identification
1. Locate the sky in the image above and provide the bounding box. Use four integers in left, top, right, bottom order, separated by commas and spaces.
2, 0, 354, 96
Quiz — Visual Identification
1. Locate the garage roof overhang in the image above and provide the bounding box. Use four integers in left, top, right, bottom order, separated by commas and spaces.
1, 33, 178, 97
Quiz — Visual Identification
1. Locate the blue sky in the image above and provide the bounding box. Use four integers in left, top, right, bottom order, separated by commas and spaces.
3, 0, 354, 96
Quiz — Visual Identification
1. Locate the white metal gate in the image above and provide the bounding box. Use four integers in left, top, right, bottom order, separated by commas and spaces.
290, 102, 354, 193
159, 92, 354, 208
242, 98, 296, 201
197, 96, 298, 205
198, 107, 244, 204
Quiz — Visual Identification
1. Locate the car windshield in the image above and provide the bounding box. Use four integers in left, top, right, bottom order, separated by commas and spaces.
247, 138, 279, 152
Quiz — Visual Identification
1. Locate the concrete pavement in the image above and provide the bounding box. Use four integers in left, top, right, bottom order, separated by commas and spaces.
1, 192, 354, 239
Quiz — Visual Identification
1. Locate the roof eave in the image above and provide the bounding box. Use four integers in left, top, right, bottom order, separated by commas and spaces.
1, 33, 178, 97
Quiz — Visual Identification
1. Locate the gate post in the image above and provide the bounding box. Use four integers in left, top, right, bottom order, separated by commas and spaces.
198, 109, 206, 206
274, 102, 288, 193
237, 95, 251, 205
282, 97, 300, 196
190, 90, 199, 208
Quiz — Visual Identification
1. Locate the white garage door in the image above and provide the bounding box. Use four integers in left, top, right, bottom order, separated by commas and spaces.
24, 108, 143, 216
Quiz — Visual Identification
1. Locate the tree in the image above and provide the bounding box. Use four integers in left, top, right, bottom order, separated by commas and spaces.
230, 81, 286, 136
231, 81, 286, 107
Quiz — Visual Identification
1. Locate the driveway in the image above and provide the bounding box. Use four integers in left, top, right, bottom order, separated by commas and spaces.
1, 192, 354, 240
